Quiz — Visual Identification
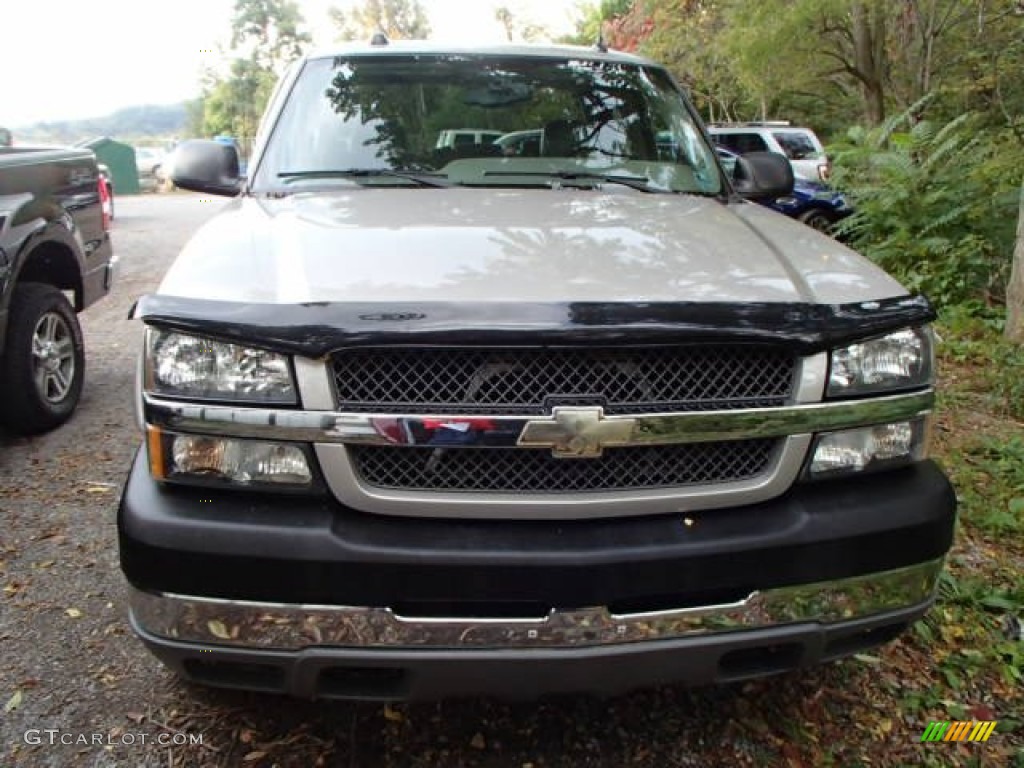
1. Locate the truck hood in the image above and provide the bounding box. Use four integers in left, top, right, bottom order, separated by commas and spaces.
158, 188, 905, 305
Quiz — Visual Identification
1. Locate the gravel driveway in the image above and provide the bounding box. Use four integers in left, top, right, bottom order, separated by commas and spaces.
0, 193, 950, 768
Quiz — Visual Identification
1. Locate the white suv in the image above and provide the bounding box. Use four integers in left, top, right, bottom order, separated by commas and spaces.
435, 129, 504, 150
708, 122, 830, 182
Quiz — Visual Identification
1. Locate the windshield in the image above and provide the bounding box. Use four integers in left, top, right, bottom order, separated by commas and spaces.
771, 131, 823, 160
254, 54, 723, 196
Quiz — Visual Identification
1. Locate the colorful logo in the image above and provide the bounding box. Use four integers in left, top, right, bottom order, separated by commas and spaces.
920, 721, 998, 742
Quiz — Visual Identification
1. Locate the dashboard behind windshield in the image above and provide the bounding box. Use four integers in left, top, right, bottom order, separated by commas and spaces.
254, 53, 723, 195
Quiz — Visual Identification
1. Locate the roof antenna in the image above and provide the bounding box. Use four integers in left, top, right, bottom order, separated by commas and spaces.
594, 30, 608, 53
370, 31, 389, 46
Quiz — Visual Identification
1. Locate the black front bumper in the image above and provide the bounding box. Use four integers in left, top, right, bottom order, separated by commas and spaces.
119, 453, 955, 609
119, 454, 955, 699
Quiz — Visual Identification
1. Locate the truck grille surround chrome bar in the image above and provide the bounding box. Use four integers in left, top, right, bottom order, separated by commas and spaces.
142, 393, 933, 449
142, 350, 935, 518
326, 344, 798, 496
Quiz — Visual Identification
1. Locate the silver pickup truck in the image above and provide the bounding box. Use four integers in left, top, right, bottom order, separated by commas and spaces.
118, 42, 955, 700
0, 146, 114, 434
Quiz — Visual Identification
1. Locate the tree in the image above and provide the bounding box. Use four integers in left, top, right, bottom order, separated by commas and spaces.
198, 0, 310, 148
184, 97, 205, 138
330, 0, 431, 41
496, 6, 515, 41
642, 1, 748, 122
710, 0, 892, 126
201, 58, 275, 141
640, 0, 1024, 130
230, 0, 311, 73
1009, 182, 1024, 342
563, 0, 635, 45
494, 5, 550, 43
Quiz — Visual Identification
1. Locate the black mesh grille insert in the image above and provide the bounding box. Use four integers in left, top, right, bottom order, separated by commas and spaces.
331, 346, 795, 415
350, 440, 777, 493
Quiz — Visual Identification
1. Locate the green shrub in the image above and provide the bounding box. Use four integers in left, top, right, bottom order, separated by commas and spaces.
830, 110, 1022, 310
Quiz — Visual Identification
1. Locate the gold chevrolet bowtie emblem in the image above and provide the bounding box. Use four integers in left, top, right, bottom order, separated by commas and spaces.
517, 407, 637, 458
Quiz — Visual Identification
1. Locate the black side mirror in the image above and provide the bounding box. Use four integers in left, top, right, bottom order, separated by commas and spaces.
731, 151, 794, 201
169, 140, 242, 197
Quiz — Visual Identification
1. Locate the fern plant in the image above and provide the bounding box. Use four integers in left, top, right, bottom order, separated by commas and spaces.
830, 106, 1022, 309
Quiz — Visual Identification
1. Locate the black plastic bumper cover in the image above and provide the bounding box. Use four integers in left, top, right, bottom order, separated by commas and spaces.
119, 454, 956, 609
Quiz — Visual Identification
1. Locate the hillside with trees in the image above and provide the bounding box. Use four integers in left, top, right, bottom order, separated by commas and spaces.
13, 103, 188, 145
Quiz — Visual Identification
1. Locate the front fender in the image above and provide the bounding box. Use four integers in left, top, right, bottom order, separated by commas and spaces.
2, 214, 85, 313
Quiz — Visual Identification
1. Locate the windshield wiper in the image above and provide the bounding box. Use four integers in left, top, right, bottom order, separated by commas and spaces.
482, 169, 670, 194
278, 169, 454, 188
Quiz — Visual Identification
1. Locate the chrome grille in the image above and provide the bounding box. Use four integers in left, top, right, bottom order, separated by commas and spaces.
331, 346, 795, 415
350, 440, 777, 493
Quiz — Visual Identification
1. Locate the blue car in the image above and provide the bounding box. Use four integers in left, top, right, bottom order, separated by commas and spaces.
715, 148, 851, 233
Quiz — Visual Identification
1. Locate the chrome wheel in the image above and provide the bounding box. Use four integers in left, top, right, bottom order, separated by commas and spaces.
32, 311, 76, 403
0, 283, 85, 434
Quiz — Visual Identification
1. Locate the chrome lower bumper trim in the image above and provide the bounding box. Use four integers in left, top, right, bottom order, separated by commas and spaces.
130, 559, 943, 651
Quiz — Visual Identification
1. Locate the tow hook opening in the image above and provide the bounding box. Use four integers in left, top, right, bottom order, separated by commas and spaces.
718, 642, 804, 680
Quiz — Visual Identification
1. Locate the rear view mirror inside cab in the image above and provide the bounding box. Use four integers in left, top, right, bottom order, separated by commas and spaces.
463, 81, 534, 108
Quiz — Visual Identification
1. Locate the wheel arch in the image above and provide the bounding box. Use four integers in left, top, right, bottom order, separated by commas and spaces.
13, 239, 84, 311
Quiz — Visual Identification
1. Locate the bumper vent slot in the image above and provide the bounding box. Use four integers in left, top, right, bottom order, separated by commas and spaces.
718, 643, 804, 680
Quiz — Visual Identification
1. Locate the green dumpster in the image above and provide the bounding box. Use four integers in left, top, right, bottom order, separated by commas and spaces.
79, 137, 140, 194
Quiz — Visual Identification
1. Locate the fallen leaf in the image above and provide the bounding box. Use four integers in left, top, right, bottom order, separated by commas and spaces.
853, 653, 881, 665
243, 751, 266, 762
383, 704, 403, 722
970, 704, 996, 721
4, 690, 22, 713
470, 733, 486, 750
65, 608, 82, 618
126, 712, 145, 724
207, 620, 230, 639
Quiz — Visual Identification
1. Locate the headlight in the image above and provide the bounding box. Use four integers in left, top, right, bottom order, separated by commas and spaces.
828, 326, 933, 397
148, 428, 314, 489
146, 329, 296, 403
806, 417, 930, 479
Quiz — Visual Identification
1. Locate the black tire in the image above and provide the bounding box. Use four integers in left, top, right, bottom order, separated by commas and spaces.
0, 283, 85, 435
799, 209, 835, 234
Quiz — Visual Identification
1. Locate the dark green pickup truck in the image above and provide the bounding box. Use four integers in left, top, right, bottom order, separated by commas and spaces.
0, 146, 115, 434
